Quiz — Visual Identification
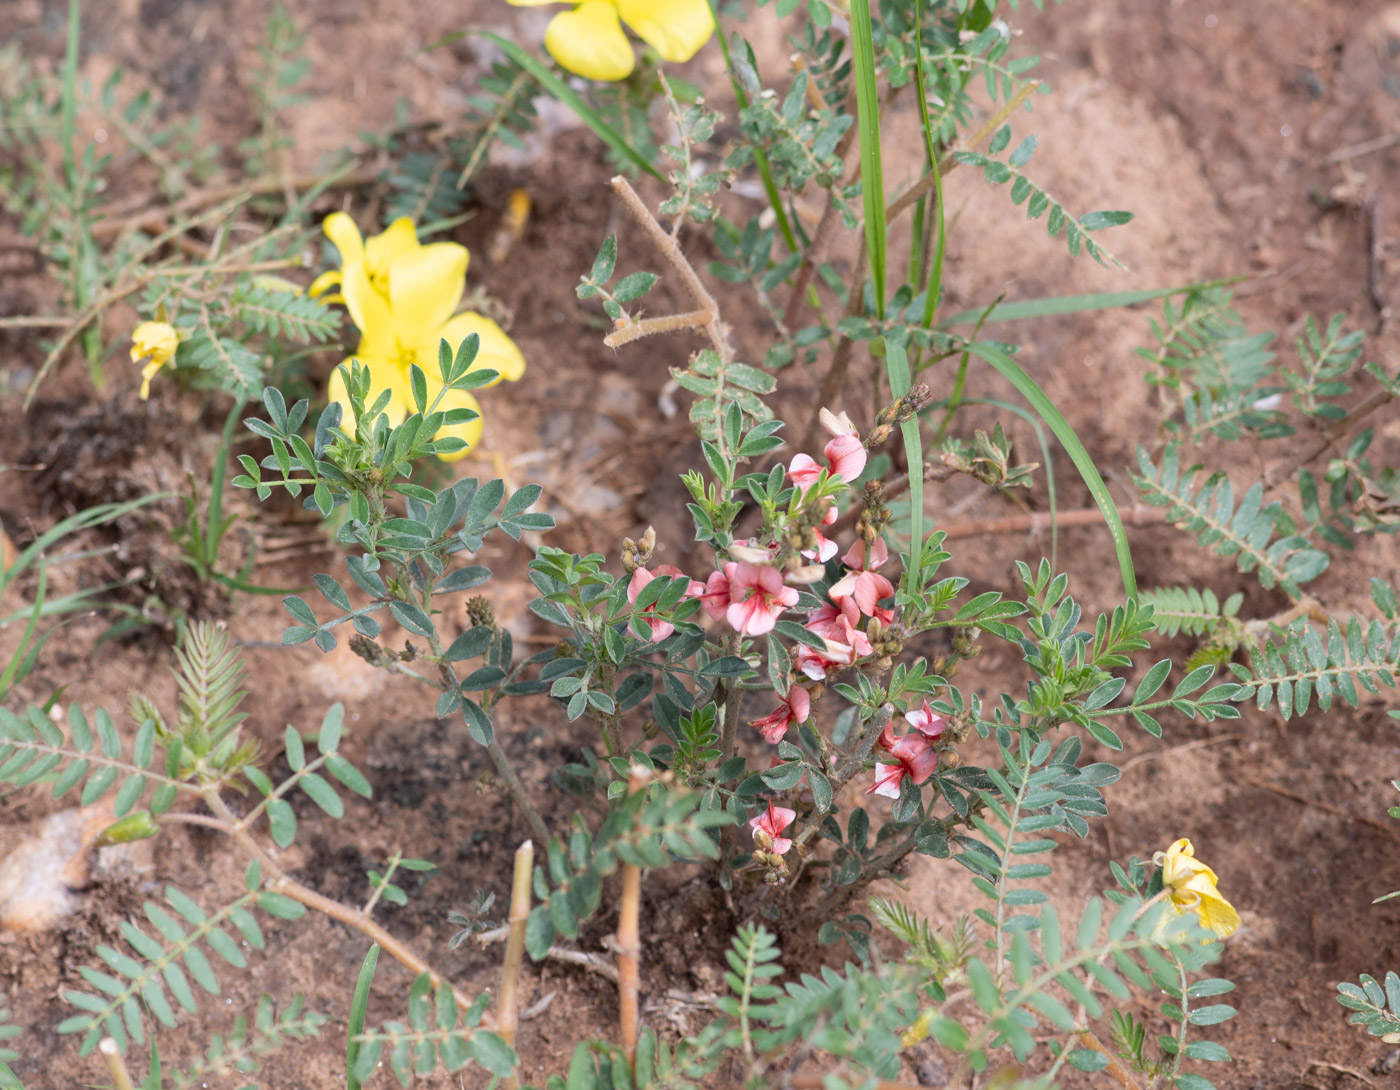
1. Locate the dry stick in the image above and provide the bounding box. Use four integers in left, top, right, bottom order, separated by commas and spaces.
1243, 778, 1400, 841
498, 840, 534, 1090
939, 505, 1167, 539
616, 766, 650, 1070
608, 175, 730, 363
99, 1039, 137, 1090
89, 166, 381, 242
604, 309, 715, 348
198, 789, 482, 1016
1076, 1029, 1145, 1090
1263, 385, 1395, 490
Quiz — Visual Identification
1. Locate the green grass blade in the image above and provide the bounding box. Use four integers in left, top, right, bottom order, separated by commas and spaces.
0, 562, 46, 700
346, 943, 380, 1090
963, 341, 1137, 598
0, 494, 170, 597
475, 33, 663, 182
938, 278, 1243, 328
850, 0, 886, 320
884, 338, 923, 597
912, 0, 946, 335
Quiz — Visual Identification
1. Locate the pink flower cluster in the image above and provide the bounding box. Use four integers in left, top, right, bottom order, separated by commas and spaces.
626, 565, 704, 643
866, 700, 947, 799
701, 561, 799, 637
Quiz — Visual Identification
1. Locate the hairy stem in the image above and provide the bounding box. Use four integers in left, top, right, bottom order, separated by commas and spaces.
617, 766, 650, 1068
499, 840, 534, 1090
609, 175, 730, 363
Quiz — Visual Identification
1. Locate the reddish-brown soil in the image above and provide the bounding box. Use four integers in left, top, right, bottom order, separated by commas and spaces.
1, 1, 1399, 1087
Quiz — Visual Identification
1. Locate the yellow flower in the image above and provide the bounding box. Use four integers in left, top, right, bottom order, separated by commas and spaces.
310, 213, 525, 461
130, 321, 179, 400
507, 0, 714, 81
1154, 838, 1240, 940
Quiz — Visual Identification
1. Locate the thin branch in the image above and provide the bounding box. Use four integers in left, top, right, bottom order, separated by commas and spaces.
1075, 1029, 1145, 1090
617, 766, 650, 1069
499, 840, 534, 1090
201, 787, 482, 1016
608, 175, 731, 362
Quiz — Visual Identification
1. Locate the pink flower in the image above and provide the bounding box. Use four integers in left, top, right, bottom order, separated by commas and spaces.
749, 800, 797, 856
806, 595, 860, 639
786, 406, 868, 494
795, 614, 872, 680
700, 569, 731, 621
865, 722, 939, 799
627, 565, 702, 643
724, 561, 798, 637
904, 699, 946, 740
829, 537, 895, 618
823, 432, 867, 483
749, 686, 811, 745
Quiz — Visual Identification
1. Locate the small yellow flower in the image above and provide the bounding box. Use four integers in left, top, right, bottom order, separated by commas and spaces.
310, 213, 525, 460
1154, 838, 1240, 939
506, 0, 714, 82
130, 321, 179, 400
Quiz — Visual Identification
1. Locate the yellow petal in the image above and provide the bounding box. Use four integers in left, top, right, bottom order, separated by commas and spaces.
340, 261, 394, 338
618, 0, 713, 62
437, 312, 527, 385
1192, 893, 1241, 939
365, 217, 421, 284
545, 1, 635, 81
327, 354, 413, 440
130, 321, 178, 365
139, 358, 163, 400
387, 243, 468, 334
323, 212, 366, 266
308, 270, 342, 299
427, 384, 484, 461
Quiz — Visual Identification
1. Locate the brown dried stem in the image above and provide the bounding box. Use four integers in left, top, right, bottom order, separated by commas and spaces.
607, 175, 730, 362
1075, 1029, 1145, 1090
616, 766, 651, 1069
498, 840, 534, 1089
199, 787, 481, 1016
99, 1039, 136, 1090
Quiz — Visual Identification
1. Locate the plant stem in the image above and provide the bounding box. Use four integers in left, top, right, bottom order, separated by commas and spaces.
200, 787, 481, 1015
98, 1039, 136, 1090
499, 839, 534, 1090
609, 176, 730, 363
719, 633, 743, 761
616, 766, 649, 1069
1074, 1030, 1144, 1090
793, 702, 894, 854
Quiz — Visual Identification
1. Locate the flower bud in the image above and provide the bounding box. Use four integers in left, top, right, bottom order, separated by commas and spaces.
94, 811, 159, 847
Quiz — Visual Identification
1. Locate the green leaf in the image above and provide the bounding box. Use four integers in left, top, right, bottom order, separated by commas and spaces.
965, 341, 1137, 597
347, 944, 380, 1090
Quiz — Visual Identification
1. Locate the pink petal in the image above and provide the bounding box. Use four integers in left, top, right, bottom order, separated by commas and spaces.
788, 453, 823, 491
787, 686, 811, 723
823, 433, 867, 482
701, 570, 731, 620
865, 761, 905, 798
626, 566, 654, 605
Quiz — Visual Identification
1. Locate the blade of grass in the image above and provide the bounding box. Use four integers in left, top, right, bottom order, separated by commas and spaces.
346, 943, 380, 1090
0, 494, 171, 597
0, 562, 47, 699
704, 2, 797, 253
937, 278, 1244, 327
963, 340, 1137, 598
912, 0, 946, 338
850, 0, 886, 320
475, 33, 663, 182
